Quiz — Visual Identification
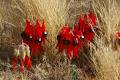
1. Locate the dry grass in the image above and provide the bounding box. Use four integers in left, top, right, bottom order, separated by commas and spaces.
93, 0, 120, 42
90, 0, 120, 80
91, 37, 120, 80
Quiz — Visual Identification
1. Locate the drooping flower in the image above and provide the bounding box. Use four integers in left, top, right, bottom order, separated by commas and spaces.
78, 11, 97, 43
57, 26, 73, 59
12, 48, 19, 71
31, 19, 47, 55
116, 32, 120, 44
57, 11, 97, 61
21, 19, 34, 46
57, 25, 83, 60
21, 19, 47, 56
57, 26, 72, 52
72, 24, 83, 59
12, 43, 32, 73
116, 32, 120, 40
25, 55, 32, 70
25, 45, 32, 70
88, 11, 97, 26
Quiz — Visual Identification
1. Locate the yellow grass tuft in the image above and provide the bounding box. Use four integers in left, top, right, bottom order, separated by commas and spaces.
93, 0, 120, 42
90, 0, 120, 80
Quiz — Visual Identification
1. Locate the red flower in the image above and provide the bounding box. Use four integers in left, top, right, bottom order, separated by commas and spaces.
57, 26, 75, 60
12, 44, 32, 73
57, 11, 97, 61
116, 32, 120, 40
20, 59, 24, 73
78, 14, 86, 32
71, 24, 84, 59
78, 11, 97, 43
35, 19, 46, 44
21, 19, 34, 46
57, 26, 72, 52
25, 56, 32, 70
12, 55, 25, 73
30, 19, 46, 55
12, 57, 25, 73
66, 45, 73, 60
24, 20, 34, 36
12, 57, 18, 71
57, 25, 83, 60
72, 35, 82, 59
21, 19, 47, 56
88, 11, 97, 26
116, 32, 120, 45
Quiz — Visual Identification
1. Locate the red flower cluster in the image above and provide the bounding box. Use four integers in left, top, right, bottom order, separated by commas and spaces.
57, 11, 97, 60
12, 43, 32, 73
78, 11, 97, 43
21, 19, 47, 56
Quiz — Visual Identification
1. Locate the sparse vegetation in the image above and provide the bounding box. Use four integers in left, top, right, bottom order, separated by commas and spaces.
0, 0, 120, 80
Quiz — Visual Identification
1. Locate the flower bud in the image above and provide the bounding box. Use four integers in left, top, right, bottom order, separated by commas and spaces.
25, 45, 30, 57
19, 45, 25, 59
14, 48, 19, 57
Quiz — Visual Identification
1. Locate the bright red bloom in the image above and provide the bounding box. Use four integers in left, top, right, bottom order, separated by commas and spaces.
57, 26, 72, 52
66, 45, 73, 60
21, 20, 34, 53
21, 19, 47, 56
30, 19, 46, 55
12, 57, 24, 73
72, 35, 82, 59
71, 24, 83, 59
78, 15, 86, 32
116, 32, 120, 40
35, 19, 46, 44
78, 11, 97, 43
57, 25, 83, 60
116, 32, 120, 45
88, 11, 97, 26
24, 20, 34, 37
30, 43, 43, 56
25, 56, 32, 70
57, 11, 97, 61
59, 26, 71, 40
12, 56, 32, 73
57, 26, 73, 59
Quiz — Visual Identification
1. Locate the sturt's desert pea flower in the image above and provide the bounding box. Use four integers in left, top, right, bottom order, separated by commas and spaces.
12, 43, 32, 73
116, 32, 120, 40
56, 26, 73, 60
116, 32, 120, 44
57, 11, 98, 61
21, 19, 48, 56
57, 26, 83, 60
78, 11, 97, 43
72, 24, 84, 59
